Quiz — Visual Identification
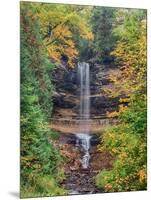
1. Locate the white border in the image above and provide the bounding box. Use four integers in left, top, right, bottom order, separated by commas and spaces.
0, 0, 150, 200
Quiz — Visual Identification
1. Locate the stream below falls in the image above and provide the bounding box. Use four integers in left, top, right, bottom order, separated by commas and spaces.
60, 133, 102, 195
76, 133, 91, 169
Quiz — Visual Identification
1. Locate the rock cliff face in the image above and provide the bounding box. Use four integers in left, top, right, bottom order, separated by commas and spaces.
51, 63, 119, 120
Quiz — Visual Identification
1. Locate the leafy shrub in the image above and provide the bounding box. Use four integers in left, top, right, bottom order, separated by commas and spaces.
96, 123, 147, 192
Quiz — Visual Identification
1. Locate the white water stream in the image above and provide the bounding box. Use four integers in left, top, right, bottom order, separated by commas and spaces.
76, 62, 91, 169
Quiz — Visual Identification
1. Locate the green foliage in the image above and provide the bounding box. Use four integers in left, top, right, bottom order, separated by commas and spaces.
73, 7, 94, 61
96, 9, 147, 192
76, 37, 94, 61
96, 120, 147, 192
20, 3, 66, 198
113, 9, 146, 42
21, 2, 55, 118
119, 94, 147, 135
96, 94, 147, 192
21, 175, 67, 198
90, 7, 117, 63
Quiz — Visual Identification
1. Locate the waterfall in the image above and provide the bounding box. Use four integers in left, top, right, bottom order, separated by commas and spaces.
79, 62, 90, 132
76, 62, 91, 169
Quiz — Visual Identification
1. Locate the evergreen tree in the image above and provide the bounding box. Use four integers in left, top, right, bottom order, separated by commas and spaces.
91, 7, 117, 64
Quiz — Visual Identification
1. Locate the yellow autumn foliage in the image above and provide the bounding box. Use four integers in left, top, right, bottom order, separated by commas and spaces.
106, 111, 119, 118
138, 169, 146, 183
35, 3, 94, 67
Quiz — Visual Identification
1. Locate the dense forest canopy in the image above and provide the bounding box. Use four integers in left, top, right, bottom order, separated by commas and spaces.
96, 9, 147, 191
23, 3, 94, 67
20, 2, 147, 197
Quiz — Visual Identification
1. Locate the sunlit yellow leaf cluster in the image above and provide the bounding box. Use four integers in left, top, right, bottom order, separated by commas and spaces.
35, 4, 94, 67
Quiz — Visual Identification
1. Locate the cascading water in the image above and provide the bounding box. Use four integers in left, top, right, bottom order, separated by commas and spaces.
76, 133, 91, 169
76, 62, 91, 169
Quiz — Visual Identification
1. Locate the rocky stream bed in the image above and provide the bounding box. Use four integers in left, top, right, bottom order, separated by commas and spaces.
55, 133, 114, 195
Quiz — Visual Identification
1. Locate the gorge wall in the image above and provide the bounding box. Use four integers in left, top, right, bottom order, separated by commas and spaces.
50, 63, 119, 134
